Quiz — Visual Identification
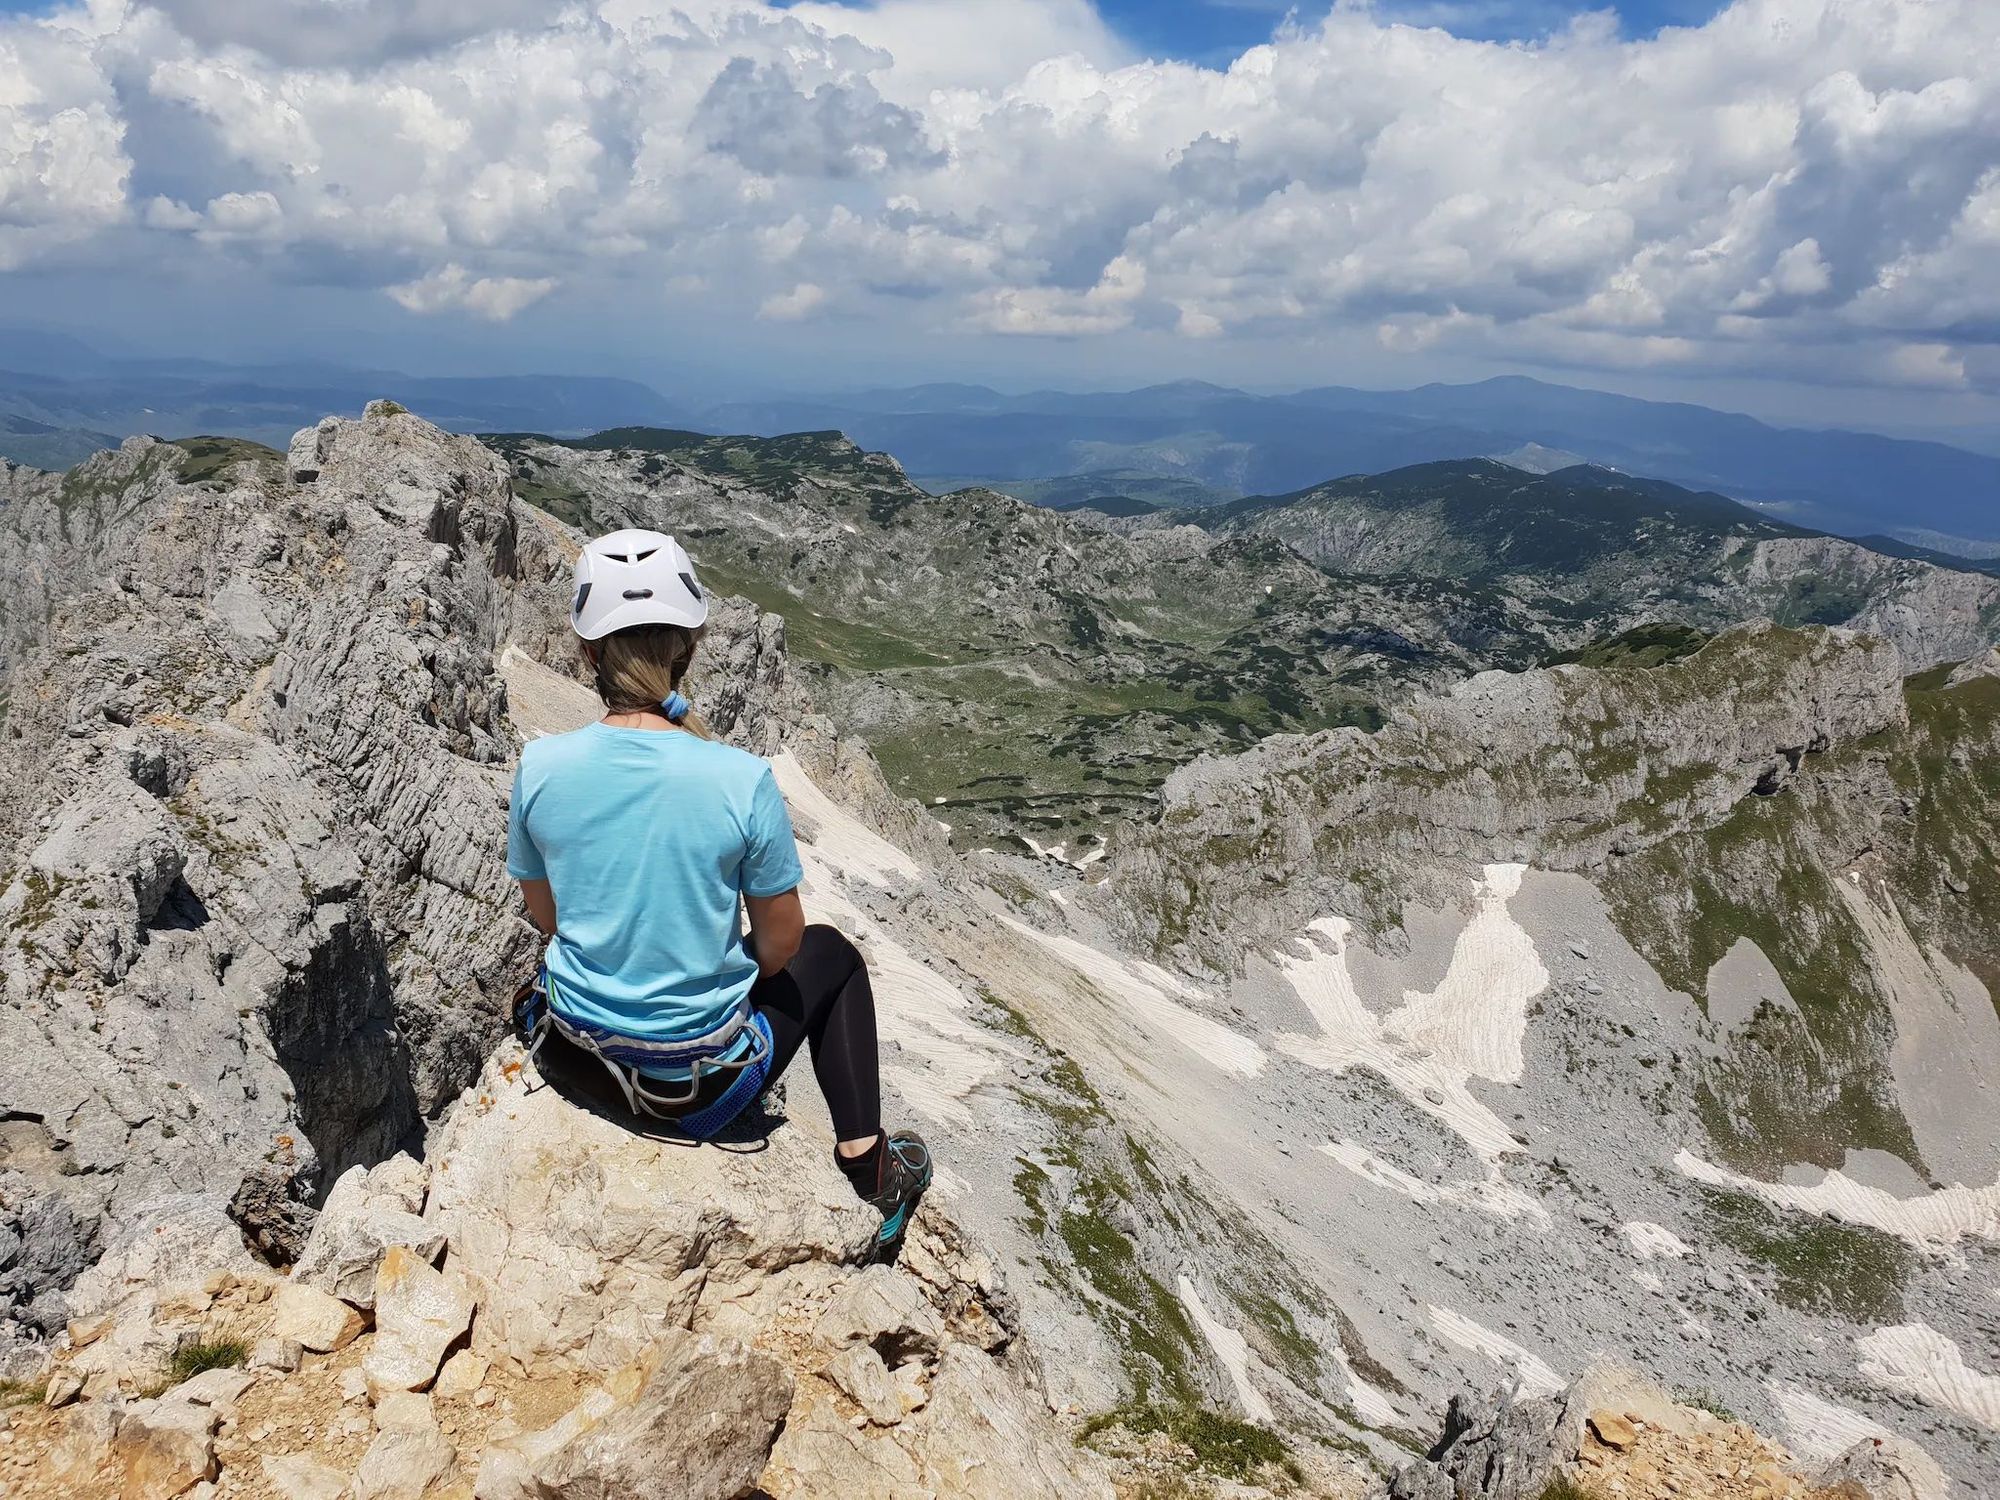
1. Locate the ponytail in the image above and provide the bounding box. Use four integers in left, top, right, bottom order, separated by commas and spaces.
588, 624, 713, 740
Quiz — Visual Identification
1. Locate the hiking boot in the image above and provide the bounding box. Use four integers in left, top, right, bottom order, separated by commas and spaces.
862, 1129, 933, 1249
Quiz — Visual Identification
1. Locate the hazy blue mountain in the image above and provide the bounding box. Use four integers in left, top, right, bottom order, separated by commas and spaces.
921, 469, 1231, 509
703, 375, 2000, 551
0, 413, 121, 470
0, 337, 692, 464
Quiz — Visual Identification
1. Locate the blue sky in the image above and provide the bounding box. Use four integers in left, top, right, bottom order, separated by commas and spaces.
1096, 0, 1729, 55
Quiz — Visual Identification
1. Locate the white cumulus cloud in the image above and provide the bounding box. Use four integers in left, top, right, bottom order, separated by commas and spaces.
0, 0, 1994, 391
387, 263, 558, 320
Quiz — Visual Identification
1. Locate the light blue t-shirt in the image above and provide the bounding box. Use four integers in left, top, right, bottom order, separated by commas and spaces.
506, 723, 804, 1046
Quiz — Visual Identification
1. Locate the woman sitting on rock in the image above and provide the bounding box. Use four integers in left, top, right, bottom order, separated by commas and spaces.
505, 528, 931, 1250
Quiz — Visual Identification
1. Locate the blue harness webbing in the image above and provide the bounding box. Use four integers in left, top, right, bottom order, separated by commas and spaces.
517, 968, 774, 1138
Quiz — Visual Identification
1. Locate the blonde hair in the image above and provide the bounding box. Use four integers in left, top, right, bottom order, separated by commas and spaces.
589, 624, 713, 739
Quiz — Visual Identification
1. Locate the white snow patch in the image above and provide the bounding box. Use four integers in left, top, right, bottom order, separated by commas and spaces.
1622, 1222, 1691, 1260
1021, 832, 1108, 871
771, 751, 920, 887
1675, 1151, 2000, 1251
772, 757, 1007, 1125
1278, 865, 1549, 1164
1330, 1349, 1402, 1429
1766, 1381, 1895, 1467
998, 914, 1266, 1079
1857, 1324, 2000, 1432
1176, 1276, 1272, 1423
1319, 1140, 1548, 1223
1426, 1305, 1563, 1398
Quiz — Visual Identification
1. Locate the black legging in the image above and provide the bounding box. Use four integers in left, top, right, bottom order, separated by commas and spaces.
750, 923, 880, 1141
533, 922, 880, 1139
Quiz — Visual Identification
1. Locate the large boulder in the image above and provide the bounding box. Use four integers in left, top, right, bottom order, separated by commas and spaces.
526, 1329, 793, 1500
291, 1157, 443, 1309
113, 1396, 219, 1499
767, 1345, 1117, 1499
425, 1045, 878, 1376
361, 1246, 474, 1397
1810, 1435, 1949, 1500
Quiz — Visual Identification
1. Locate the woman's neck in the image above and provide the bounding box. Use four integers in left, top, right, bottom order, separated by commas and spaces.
601, 710, 681, 732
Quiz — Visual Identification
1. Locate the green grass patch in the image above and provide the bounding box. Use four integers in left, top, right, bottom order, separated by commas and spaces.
164, 1339, 248, 1387
1082, 1404, 1302, 1485
0, 1377, 48, 1406
169, 435, 282, 486
1013, 1156, 1051, 1236
1543, 622, 1709, 670
1699, 1189, 1912, 1322
1537, 1478, 1605, 1500
1674, 1386, 1738, 1422
1772, 574, 1869, 627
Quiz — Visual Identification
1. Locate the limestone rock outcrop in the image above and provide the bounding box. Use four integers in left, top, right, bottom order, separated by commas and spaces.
0, 1038, 1106, 1500
1384, 1364, 1931, 1500
1104, 621, 1910, 966
0, 407, 804, 1372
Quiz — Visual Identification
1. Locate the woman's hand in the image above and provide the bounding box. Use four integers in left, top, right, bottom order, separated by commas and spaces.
743, 888, 804, 977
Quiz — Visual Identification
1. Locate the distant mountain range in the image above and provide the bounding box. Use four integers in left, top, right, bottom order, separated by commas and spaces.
0, 332, 679, 456
1, 334, 1994, 557
710, 378, 2000, 555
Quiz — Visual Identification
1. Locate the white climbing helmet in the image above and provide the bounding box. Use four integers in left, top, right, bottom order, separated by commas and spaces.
569, 529, 709, 640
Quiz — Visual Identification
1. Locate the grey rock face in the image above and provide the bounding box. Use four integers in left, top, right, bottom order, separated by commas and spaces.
1105, 621, 1907, 968
290, 1161, 444, 1308
1386, 1388, 1562, 1500
1812, 1435, 1951, 1500
0, 406, 808, 1368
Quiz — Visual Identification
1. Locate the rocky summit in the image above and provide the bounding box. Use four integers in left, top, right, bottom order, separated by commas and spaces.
1, 403, 1997, 1499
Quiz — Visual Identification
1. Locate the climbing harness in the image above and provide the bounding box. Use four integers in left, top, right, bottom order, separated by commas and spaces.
514, 966, 774, 1140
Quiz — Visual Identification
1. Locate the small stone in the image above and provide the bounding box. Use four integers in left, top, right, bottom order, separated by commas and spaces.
271, 1282, 366, 1353
893, 1360, 929, 1415
340, 1366, 372, 1403
824, 1343, 903, 1426
291, 1162, 447, 1310
168, 1367, 258, 1410
67, 1314, 113, 1350
251, 1337, 304, 1373
263, 1453, 349, 1500
43, 1369, 83, 1407
115, 1397, 220, 1498
1589, 1409, 1639, 1451
813, 1265, 944, 1363
352, 1419, 455, 1500
374, 1390, 435, 1430
472, 1386, 496, 1408
433, 1348, 488, 1400
362, 1246, 474, 1398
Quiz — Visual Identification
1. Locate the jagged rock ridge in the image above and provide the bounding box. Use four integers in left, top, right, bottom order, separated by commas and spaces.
2, 405, 1995, 1498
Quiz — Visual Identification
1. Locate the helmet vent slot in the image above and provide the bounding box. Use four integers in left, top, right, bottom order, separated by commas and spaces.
622, 588, 654, 600
631, 547, 658, 562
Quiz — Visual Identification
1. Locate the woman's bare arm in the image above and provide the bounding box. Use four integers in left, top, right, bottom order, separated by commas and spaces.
743, 888, 804, 977
519, 878, 557, 937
